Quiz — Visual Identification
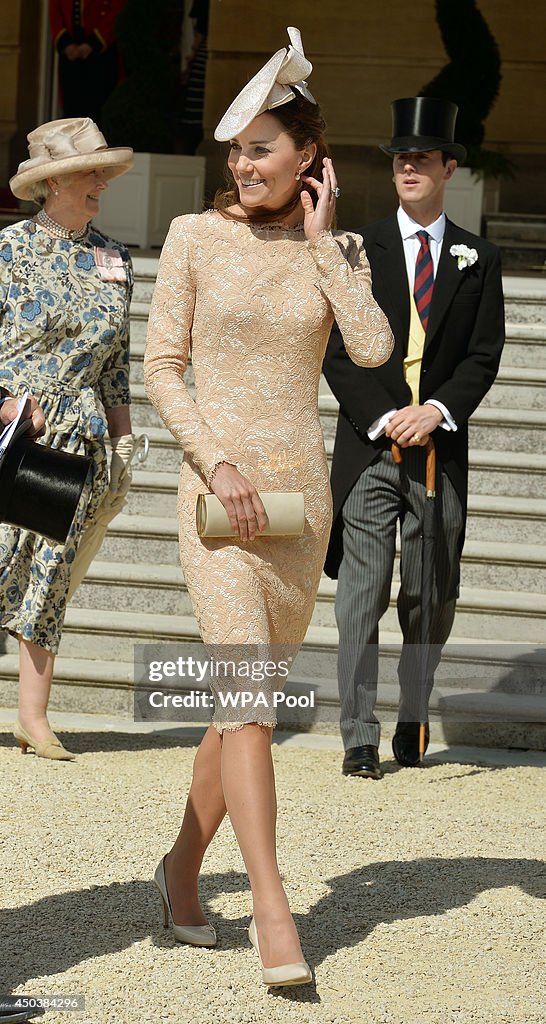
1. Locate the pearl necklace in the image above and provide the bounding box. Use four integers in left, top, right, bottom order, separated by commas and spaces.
36, 209, 89, 241
252, 222, 305, 231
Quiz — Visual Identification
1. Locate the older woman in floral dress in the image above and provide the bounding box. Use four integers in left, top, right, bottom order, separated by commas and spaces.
0, 117, 134, 760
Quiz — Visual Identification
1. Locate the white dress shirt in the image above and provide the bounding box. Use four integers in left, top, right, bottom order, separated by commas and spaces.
367, 206, 457, 439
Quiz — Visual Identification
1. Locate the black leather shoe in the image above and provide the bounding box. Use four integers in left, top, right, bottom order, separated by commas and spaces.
392, 722, 430, 767
342, 745, 383, 779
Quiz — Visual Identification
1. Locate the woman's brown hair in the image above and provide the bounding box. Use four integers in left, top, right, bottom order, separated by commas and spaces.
213, 92, 330, 224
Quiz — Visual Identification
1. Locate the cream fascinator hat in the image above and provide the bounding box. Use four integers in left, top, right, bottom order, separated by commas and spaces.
10, 117, 134, 200
214, 26, 317, 142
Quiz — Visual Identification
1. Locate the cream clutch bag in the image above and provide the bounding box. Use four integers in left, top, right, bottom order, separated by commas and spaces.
196, 491, 305, 538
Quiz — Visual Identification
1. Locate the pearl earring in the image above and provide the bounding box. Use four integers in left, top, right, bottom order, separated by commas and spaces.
295, 171, 301, 181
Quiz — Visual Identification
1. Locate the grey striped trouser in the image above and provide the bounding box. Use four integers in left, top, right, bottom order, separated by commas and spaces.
335, 448, 464, 748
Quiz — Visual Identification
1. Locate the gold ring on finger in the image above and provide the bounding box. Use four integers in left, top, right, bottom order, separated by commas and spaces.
412, 433, 420, 443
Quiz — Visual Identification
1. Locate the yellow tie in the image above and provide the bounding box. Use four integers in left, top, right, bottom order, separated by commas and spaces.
404, 271, 426, 405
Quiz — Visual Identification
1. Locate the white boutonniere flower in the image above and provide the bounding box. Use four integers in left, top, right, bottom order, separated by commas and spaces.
450, 244, 478, 270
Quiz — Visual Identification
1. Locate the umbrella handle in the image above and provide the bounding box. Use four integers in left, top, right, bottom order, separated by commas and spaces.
391, 437, 435, 477
419, 722, 427, 763
391, 442, 403, 464
425, 437, 436, 496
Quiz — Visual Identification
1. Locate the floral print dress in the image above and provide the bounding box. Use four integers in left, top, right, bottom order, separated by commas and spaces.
0, 219, 132, 652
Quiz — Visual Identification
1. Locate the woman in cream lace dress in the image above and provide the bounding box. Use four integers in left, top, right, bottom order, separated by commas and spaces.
144, 28, 393, 988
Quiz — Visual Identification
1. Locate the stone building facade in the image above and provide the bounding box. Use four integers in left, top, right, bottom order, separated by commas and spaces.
2, 0, 544, 226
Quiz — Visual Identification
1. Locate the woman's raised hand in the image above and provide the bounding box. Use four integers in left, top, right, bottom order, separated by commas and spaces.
300, 157, 339, 242
209, 463, 268, 541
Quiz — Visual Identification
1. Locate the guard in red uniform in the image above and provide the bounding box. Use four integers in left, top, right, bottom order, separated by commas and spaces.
48, 1, 128, 124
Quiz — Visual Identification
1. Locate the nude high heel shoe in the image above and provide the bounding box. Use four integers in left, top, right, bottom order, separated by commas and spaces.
153, 857, 217, 948
13, 719, 76, 761
248, 917, 312, 987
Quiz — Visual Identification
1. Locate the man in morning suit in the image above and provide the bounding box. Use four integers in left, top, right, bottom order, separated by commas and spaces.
323, 97, 505, 778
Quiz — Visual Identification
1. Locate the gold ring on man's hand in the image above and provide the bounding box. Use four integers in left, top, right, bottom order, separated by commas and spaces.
412, 433, 421, 443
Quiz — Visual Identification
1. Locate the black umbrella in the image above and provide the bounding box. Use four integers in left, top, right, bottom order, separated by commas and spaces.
392, 438, 437, 762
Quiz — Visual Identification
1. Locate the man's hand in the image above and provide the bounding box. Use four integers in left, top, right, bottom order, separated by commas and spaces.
385, 404, 442, 447
77, 43, 93, 59
0, 396, 45, 437
63, 43, 80, 61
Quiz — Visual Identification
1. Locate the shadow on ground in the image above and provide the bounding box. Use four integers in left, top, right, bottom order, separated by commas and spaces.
1, 725, 542, 771
1, 857, 543, 996
0, 729, 202, 755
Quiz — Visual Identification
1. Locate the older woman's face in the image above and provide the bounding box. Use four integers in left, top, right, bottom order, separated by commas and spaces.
50, 168, 109, 220
228, 112, 309, 212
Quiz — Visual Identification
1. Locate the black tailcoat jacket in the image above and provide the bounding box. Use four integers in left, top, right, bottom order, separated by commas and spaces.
323, 214, 505, 579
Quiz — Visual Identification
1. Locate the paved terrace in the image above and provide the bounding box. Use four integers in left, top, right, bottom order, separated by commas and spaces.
0, 711, 543, 1024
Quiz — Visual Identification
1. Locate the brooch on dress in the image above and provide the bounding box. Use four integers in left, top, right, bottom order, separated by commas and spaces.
94, 247, 127, 282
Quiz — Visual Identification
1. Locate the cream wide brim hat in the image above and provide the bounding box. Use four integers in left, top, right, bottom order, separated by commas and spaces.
214, 26, 317, 142
10, 117, 134, 200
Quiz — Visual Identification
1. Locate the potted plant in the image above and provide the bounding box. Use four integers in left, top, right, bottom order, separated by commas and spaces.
95, 0, 206, 247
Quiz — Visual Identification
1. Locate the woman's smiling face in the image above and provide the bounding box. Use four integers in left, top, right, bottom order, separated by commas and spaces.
47, 167, 109, 223
228, 111, 314, 212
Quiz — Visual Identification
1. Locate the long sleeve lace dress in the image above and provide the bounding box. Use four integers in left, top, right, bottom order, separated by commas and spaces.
144, 211, 393, 728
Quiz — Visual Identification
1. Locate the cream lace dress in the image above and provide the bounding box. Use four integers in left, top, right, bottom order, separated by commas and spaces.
144, 211, 393, 728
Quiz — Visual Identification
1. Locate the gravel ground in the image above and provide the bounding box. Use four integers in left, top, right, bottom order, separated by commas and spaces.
0, 725, 544, 1024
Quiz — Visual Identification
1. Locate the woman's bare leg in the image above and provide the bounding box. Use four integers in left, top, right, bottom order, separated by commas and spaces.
164, 723, 305, 965
221, 724, 304, 968
17, 638, 56, 743
164, 725, 227, 925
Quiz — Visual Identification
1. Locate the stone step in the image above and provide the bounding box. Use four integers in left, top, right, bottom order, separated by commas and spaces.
501, 324, 546, 369
4, 598, 544, 671
308, 579, 546, 642
129, 326, 546, 379
466, 406, 544, 453
0, 651, 543, 750
479, 367, 546, 411
467, 449, 545, 498
315, 393, 546, 446
132, 273, 546, 327
69, 556, 546, 643
131, 260, 160, 304
131, 404, 545, 477
126, 472, 545, 544
499, 247, 546, 273
128, 311, 148, 349
132, 269, 546, 316
96, 513, 546, 593
128, 361, 546, 414
128, 367, 546, 427
464, 494, 546, 543
0, 655, 136, 715
126, 440, 546, 502
485, 214, 546, 245
124, 446, 544, 501
502, 277, 546, 324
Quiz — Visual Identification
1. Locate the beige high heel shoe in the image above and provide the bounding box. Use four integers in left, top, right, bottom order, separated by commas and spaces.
153, 857, 217, 948
13, 719, 76, 761
248, 917, 312, 987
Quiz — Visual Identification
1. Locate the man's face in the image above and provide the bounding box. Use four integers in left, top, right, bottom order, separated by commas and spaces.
392, 150, 456, 210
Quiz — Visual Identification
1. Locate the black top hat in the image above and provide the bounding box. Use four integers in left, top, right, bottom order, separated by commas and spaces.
0, 419, 92, 544
380, 97, 467, 164
0, 1003, 45, 1022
